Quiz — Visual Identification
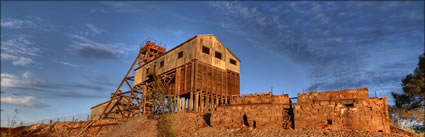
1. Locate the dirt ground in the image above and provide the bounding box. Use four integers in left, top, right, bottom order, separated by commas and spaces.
0, 113, 413, 137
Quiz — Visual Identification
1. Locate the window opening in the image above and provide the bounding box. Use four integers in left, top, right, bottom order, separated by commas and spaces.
178, 51, 183, 58
230, 59, 237, 65
160, 61, 164, 68
215, 51, 222, 60
202, 46, 210, 54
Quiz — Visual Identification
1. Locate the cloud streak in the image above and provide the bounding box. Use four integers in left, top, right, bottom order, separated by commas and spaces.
86, 24, 103, 34
69, 34, 125, 60
1, 95, 48, 108
60, 61, 79, 68
1, 18, 36, 29
1, 35, 40, 66
211, 1, 424, 95
1, 73, 21, 88
1, 72, 111, 100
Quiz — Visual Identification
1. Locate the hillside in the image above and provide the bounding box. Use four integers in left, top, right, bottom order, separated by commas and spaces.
1, 113, 412, 137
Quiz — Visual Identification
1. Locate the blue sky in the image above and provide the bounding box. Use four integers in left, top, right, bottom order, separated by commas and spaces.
1, 1, 423, 126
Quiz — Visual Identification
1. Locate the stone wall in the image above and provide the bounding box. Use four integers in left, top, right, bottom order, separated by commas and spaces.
231, 94, 290, 105
297, 88, 369, 103
211, 104, 291, 129
212, 94, 292, 129
294, 88, 391, 133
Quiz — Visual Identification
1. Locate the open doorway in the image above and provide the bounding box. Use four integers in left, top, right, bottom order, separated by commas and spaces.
243, 114, 249, 127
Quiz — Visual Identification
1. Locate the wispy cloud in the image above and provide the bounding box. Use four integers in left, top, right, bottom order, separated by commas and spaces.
1, 72, 46, 89
0, 95, 47, 108
91, 2, 145, 13
1, 73, 21, 88
1, 35, 40, 56
86, 24, 103, 34
1, 53, 32, 66
1, 18, 36, 29
69, 34, 125, 60
1, 71, 111, 100
1, 35, 40, 66
60, 61, 79, 68
211, 1, 424, 96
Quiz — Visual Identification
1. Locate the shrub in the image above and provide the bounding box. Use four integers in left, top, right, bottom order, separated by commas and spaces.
158, 114, 175, 137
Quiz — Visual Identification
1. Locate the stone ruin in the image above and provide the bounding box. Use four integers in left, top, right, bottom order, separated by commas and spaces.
211, 88, 391, 133
211, 92, 292, 129
294, 88, 391, 132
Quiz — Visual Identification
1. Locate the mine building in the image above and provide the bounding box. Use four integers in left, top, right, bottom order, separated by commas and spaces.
134, 34, 240, 113
93, 34, 240, 119
90, 34, 391, 134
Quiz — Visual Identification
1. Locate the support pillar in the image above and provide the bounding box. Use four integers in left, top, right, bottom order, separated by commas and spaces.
177, 96, 181, 112
173, 96, 177, 113
142, 86, 147, 115
195, 91, 199, 112
204, 92, 207, 112
211, 95, 215, 112
224, 95, 227, 104
189, 92, 193, 112
200, 91, 204, 112
215, 95, 219, 111
182, 97, 186, 112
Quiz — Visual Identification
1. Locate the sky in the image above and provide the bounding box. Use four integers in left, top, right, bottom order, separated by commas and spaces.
1, 1, 424, 127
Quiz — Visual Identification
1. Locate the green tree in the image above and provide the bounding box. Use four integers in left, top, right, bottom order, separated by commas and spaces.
391, 53, 425, 133
145, 80, 176, 137
146, 80, 173, 114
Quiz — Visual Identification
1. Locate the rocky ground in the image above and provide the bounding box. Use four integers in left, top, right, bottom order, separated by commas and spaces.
192, 127, 410, 137
0, 113, 414, 137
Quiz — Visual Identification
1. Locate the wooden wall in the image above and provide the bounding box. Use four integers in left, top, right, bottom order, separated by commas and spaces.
134, 35, 240, 97
195, 35, 240, 74
134, 36, 197, 85
172, 60, 239, 97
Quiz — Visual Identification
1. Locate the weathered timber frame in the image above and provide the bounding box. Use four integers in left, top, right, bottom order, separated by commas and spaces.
76, 35, 241, 136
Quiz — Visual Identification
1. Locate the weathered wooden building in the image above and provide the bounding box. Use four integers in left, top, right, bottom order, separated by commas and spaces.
134, 34, 240, 113
90, 34, 241, 120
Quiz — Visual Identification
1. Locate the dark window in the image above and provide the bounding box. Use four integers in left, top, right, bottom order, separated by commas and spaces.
243, 114, 249, 127
146, 68, 150, 74
344, 104, 354, 107
160, 61, 164, 68
327, 120, 332, 125
202, 46, 210, 54
230, 59, 237, 65
178, 51, 183, 58
215, 51, 222, 60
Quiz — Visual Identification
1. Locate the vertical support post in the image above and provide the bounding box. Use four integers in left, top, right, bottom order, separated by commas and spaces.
204, 92, 207, 112
182, 97, 186, 112
211, 95, 215, 112
176, 67, 181, 112
224, 93, 228, 105
221, 95, 224, 105
172, 96, 176, 113
206, 92, 210, 112
195, 91, 199, 112
177, 96, 181, 112
200, 91, 204, 112
215, 95, 219, 111
142, 86, 147, 114
189, 91, 193, 112
190, 61, 195, 112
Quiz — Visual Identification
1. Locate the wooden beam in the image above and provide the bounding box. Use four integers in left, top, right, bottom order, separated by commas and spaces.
182, 97, 186, 113
195, 91, 199, 112
189, 91, 193, 112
